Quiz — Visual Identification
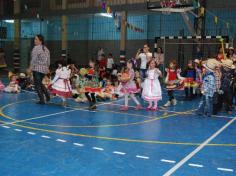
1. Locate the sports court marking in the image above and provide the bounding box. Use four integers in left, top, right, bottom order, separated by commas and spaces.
0, 123, 235, 174
1, 93, 236, 148
163, 117, 236, 176
0, 100, 181, 128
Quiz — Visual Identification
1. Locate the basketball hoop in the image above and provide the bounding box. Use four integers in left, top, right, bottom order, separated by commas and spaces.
160, 0, 177, 15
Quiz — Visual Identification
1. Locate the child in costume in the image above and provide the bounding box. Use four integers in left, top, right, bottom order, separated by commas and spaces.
84, 59, 101, 110
142, 59, 162, 111
193, 59, 203, 96
218, 59, 235, 114
182, 60, 196, 100
50, 61, 72, 106
196, 59, 217, 117
118, 60, 142, 111
4, 74, 20, 93
164, 60, 184, 107
42, 74, 51, 89
101, 79, 117, 100
75, 68, 87, 103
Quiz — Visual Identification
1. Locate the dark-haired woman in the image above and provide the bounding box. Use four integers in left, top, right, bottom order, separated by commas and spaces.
155, 47, 165, 73
29, 34, 51, 104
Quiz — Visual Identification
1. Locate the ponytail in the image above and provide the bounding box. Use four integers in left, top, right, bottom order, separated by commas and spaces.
36, 34, 45, 51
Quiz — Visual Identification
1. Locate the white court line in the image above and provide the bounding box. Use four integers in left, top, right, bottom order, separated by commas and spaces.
136, 155, 149, 160
27, 132, 36, 135
113, 151, 126, 155
73, 143, 84, 147
217, 168, 234, 172
163, 117, 236, 176
0, 96, 124, 127
41, 135, 51, 139
92, 147, 104, 151
1, 109, 77, 126
56, 139, 67, 143
161, 159, 176, 164
188, 163, 204, 168
2, 126, 10, 129
14, 129, 22, 132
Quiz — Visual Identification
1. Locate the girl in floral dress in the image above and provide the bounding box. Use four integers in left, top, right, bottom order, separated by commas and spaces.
118, 60, 141, 111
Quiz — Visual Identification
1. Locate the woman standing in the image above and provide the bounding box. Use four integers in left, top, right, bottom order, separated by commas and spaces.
155, 47, 164, 73
29, 34, 50, 104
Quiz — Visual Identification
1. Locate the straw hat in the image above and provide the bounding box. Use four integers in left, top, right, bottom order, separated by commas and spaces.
194, 59, 200, 64
203, 58, 220, 72
229, 47, 234, 51
221, 59, 236, 69
19, 73, 26, 78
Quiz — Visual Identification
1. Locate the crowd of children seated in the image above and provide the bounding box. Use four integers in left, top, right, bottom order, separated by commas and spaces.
1, 45, 236, 116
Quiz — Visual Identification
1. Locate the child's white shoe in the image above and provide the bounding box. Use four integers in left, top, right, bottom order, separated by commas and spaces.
164, 101, 171, 107
171, 99, 177, 106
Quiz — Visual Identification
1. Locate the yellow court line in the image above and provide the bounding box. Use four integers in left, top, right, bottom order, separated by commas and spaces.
1, 100, 236, 147
7, 113, 174, 128
0, 101, 179, 128
0, 100, 186, 128
0, 119, 236, 147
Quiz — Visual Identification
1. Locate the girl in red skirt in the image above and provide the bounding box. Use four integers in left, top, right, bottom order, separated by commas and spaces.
84, 59, 101, 110
50, 60, 72, 106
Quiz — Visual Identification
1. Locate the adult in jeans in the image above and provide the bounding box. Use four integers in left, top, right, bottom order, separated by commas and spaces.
136, 44, 152, 80
29, 34, 50, 104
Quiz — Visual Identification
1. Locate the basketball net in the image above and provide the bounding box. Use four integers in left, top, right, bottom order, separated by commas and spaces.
160, 0, 177, 15
160, 0, 191, 15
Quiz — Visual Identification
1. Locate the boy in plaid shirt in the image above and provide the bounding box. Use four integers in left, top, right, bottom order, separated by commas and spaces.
196, 59, 217, 117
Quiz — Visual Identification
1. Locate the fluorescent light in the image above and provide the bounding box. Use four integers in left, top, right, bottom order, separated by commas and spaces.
95, 13, 113, 18
4, 20, 14, 23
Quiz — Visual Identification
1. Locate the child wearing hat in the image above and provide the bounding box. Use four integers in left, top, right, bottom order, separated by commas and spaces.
218, 59, 235, 114
196, 59, 217, 117
227, 47, 236, 62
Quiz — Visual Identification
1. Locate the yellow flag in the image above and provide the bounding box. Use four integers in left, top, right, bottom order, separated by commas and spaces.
200, 7, 205, 16
214, 16, 218, 24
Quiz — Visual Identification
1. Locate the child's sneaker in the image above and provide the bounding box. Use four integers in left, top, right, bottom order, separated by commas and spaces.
146, 107, 152, 111
135, 104, 142, 110
151, 107, 158, 111
171, 99, 177, 106
120, 106, 128, 111
164, 101, 171, 107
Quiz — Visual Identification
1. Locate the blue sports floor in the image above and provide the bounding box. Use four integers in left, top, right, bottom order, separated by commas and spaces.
0, 89, 236, 176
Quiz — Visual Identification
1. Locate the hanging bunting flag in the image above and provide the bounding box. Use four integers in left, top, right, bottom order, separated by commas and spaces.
214, 16, 218, 25
226, 22, 229, 29
98, 0, 144, 33
200, 7, 205, 16
101, 2, 106, 10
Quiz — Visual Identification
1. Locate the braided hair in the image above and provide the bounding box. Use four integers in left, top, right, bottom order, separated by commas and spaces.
36, 34, 45, 51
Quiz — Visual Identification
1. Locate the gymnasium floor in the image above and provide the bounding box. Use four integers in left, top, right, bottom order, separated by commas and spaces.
0, 88, 236, 176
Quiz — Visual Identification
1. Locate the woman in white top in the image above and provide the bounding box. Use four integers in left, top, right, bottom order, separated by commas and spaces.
106, 53, 114, 74
136, 48, 147, 80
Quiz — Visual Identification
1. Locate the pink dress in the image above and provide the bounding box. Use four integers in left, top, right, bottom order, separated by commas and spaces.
120, 69, 138, 94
